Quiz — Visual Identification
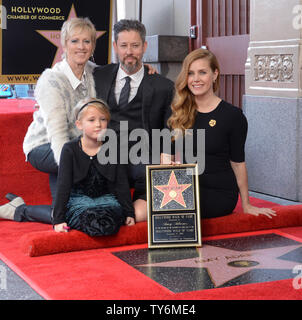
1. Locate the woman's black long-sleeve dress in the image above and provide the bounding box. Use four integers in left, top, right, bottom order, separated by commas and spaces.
175, 100, 248, 219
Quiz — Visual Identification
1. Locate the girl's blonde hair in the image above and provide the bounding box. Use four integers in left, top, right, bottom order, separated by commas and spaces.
167, 48, 220, 137
73, 97, 111, 121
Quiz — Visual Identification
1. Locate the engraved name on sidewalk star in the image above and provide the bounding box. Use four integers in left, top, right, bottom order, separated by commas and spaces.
154, 170, 192, 208
137, 244, 302, 287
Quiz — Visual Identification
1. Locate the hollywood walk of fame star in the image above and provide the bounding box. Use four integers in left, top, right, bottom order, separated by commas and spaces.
36, 4, 106, 67
154, 170, 192, 208
137, 244, 302, 287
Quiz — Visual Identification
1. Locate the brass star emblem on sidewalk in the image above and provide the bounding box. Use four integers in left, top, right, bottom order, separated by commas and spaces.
138, 244, 302, 287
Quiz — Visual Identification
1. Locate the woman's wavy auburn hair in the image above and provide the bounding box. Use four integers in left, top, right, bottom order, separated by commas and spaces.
167, 48, 220, 137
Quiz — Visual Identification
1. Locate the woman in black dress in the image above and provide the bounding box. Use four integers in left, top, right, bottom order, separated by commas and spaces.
162, 48, 276, 219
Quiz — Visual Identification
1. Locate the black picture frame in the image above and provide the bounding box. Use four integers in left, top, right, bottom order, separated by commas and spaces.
146, 164, 202, 249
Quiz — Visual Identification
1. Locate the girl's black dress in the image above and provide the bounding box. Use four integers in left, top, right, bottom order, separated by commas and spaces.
175, 100, 248, 218
52, 137, 134, 236
65, 157, 124, 236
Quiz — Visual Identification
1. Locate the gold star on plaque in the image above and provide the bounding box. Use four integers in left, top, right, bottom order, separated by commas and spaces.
154, 171, 192, 208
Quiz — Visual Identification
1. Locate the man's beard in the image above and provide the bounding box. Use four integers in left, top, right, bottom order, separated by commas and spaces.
120, 55, 141, 74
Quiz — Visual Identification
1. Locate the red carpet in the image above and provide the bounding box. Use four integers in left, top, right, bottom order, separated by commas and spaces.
0, 198, 301, 301
1, 218, 302, 300
1, 100, 302, 300
0, 99, 51, 206
21, 222, 148, 257
19, 200, 302, 257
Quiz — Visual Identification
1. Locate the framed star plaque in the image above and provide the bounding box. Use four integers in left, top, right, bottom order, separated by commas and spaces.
146, 164, 202, 249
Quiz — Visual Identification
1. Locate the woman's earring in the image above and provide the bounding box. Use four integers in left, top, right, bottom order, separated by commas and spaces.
90, 55, 96, 63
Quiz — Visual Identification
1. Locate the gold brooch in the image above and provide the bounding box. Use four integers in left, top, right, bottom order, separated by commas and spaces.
209, 119, 216, 127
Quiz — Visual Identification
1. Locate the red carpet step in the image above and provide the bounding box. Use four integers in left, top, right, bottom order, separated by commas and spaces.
3, 101, 302, 257
21, 222, 148, 257
0, 100, 52, 206
20, 204, 302, 257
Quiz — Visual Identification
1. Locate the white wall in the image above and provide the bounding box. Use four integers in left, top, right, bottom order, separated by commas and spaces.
143, 0, 190, 36
116, 0, 190, 36
116, 0, 140, 20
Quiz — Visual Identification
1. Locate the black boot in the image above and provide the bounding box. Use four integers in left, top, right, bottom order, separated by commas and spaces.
14, 204, 52, 224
